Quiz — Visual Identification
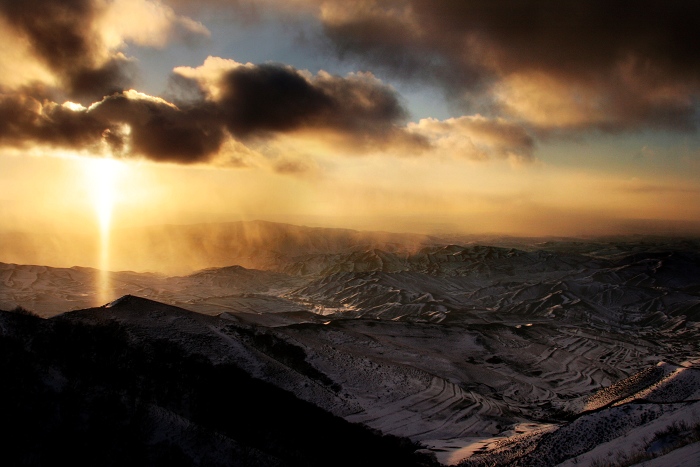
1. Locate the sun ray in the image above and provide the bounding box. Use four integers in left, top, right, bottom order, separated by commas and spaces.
83, 157, 123, 305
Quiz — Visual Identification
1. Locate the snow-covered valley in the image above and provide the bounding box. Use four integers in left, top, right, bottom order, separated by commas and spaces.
1, 224, 699, 466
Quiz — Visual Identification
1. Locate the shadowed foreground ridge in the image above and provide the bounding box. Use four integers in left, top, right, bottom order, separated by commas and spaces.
0, 298, 437, 467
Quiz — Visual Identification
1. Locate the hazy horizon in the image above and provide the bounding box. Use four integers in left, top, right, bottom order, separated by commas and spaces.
2, 217, 700, 276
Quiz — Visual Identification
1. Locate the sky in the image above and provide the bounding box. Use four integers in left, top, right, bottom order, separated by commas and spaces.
1, 0, 700, 251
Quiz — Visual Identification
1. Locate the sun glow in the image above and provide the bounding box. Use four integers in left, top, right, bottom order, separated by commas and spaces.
83, 157, 123, 305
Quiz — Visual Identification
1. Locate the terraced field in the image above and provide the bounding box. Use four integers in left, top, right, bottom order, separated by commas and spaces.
1, 233, 699, 465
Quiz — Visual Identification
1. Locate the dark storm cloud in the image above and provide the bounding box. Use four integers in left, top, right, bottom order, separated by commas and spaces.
408, 0, 700, 80
67, 56, 135, 102
215, 64, 336, 136
0, 88, 228, 163
90, 92, 227, 163
172, 61, 427, 152
0, 0, 133, 102
320, 0, 700, 131
0, 92, 107, 150
213, 64, 409, 140
0, 62, 422, 163
0, 88, 230, 163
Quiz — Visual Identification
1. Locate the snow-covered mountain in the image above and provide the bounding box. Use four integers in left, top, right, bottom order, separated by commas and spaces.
1, 222, 699, 465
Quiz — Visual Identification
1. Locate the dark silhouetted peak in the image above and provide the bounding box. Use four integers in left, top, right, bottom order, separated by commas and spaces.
105, 294, 168, 310
59, 294, 201, 325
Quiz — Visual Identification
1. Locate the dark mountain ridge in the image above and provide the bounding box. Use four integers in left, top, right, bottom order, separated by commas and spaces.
0, 297, 437, 467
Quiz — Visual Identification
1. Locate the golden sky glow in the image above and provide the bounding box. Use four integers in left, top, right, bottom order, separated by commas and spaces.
1, 1, 699, 273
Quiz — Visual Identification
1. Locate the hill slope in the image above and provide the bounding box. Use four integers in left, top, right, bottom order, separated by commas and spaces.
0, 299, 436, 467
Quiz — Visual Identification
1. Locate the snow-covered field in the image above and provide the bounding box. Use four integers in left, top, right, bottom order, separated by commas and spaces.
1, 227, 699, 466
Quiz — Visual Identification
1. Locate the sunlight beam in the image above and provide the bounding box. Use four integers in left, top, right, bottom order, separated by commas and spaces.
83, 157, 122, 305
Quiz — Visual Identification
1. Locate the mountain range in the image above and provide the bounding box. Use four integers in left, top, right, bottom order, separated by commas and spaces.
1, 221, 699, 466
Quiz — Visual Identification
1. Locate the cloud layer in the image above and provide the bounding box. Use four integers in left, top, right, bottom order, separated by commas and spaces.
175, 58, 410, 140
10, 1, 690, 166
0, 59, 433, 164
408, 116, 534, 163
318, 0, 700, 131
0, 0, 133, 101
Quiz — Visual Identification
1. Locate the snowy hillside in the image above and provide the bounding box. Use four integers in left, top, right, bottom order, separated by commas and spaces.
1, 224, 699, 465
